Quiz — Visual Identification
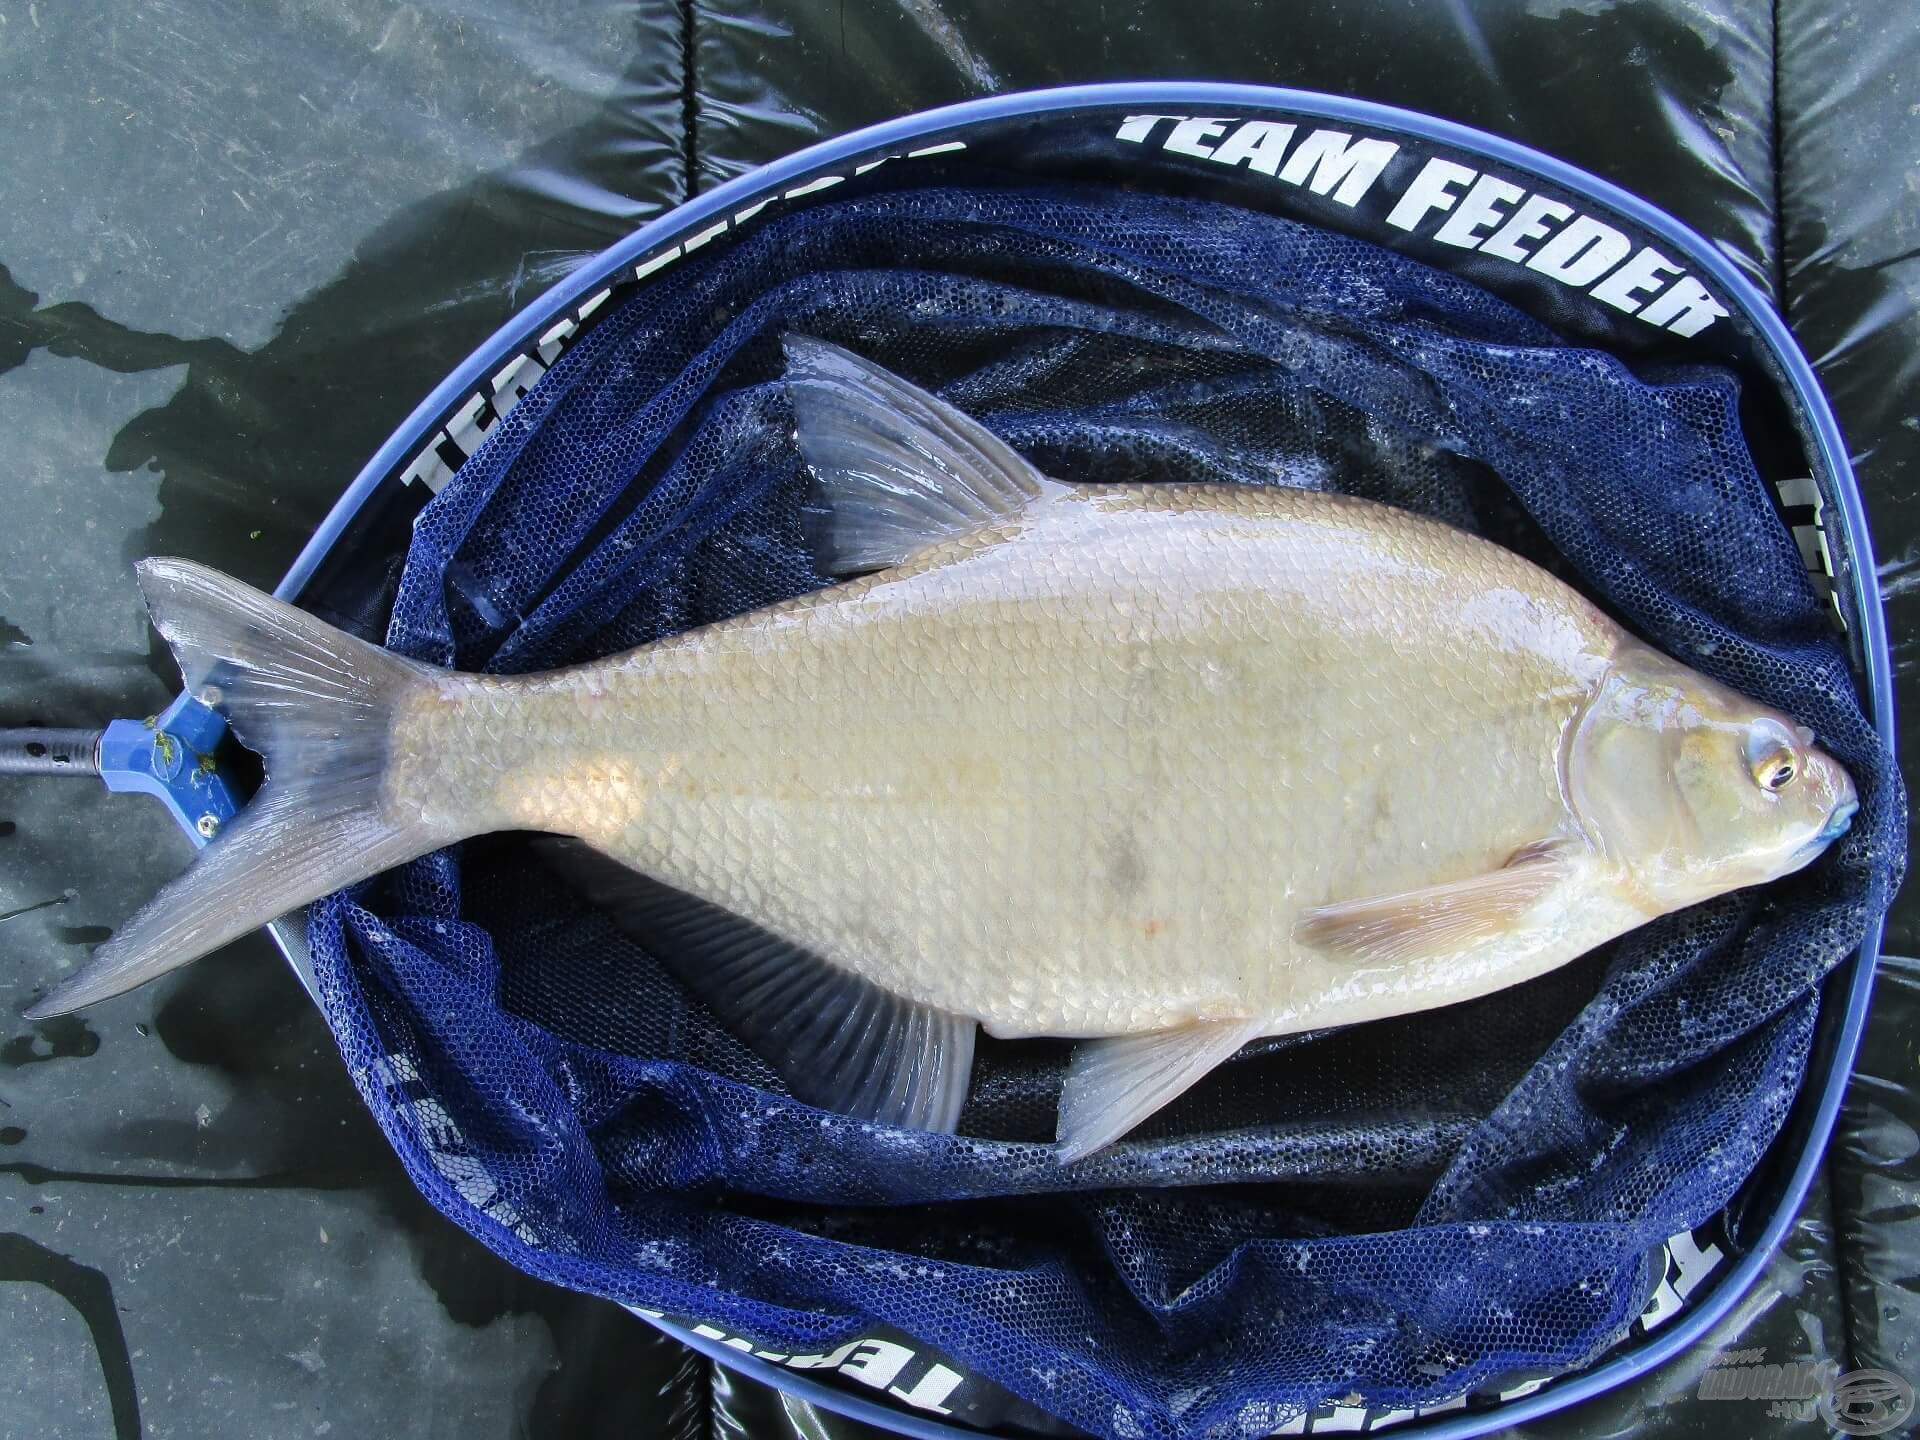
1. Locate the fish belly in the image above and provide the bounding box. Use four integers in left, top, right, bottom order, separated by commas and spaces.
477, 485, 1618, 1039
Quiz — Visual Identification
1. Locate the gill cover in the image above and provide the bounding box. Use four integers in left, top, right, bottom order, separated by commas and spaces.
1568, 642, 1856, 910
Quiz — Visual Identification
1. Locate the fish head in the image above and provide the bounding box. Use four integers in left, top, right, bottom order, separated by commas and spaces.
1568, 642, 1857, 911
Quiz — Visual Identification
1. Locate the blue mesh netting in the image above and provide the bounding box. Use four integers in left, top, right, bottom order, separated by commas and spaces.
304, 183, 1903, 1438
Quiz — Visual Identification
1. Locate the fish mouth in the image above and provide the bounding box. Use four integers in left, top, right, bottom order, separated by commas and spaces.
1795, 797, 1859, 863
1818, 798, 1860, 843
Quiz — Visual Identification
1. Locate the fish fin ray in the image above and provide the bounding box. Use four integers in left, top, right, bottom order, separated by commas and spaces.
782, 334, 1054, 575
1295, 838, 1574, 966
534, 838, 976, 1133
1055, 1019, 1264, 1163
27, 560, 455, 1018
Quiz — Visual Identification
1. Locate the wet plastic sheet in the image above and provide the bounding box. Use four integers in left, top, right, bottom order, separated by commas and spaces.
299, 181, 1901, 1439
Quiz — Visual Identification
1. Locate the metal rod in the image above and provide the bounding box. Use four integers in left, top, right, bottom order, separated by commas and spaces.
0, 727, 103, 776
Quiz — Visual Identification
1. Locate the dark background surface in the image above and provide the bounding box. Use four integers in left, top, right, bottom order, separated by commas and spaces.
1, 1, 1914, 1436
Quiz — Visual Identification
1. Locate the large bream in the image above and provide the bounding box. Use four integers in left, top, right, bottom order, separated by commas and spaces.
32, 338, 1858, 1161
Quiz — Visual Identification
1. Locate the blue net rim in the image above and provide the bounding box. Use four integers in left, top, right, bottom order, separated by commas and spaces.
259, 83, 1896, 1439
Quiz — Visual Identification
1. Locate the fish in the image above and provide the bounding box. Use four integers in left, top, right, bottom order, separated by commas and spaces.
27, 336, 1859, 1162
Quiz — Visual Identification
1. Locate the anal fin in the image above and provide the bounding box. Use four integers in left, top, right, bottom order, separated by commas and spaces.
534, 839, 976, 1134
1055, 1019, 1265, 1164
1295, 837, 1574, 967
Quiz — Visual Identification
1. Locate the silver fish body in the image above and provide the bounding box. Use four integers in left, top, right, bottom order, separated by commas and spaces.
33, 337, 1859, 1160
407, 483, 1628, 1040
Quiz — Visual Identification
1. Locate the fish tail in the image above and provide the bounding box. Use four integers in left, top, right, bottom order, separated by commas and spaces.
27, 559, 459, 1017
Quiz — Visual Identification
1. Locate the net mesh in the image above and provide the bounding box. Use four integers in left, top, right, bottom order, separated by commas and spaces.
303, 182, 1903, 1438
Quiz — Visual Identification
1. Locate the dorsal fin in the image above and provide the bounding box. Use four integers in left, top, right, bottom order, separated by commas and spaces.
782, 335, 1057, 575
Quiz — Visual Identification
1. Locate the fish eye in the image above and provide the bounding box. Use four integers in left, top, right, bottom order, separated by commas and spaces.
1743, 720, 1800, 794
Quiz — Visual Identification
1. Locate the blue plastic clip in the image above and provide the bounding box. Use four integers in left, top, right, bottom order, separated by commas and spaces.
97, 694, 246, 849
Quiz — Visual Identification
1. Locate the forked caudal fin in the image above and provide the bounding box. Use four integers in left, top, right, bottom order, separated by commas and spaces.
26, 560, 459, 1018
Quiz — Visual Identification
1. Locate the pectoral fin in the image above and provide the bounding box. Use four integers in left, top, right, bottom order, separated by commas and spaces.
1055, 1019, 1265, 1163
1295, 838, 1573, 966
535, 839, 976, 1134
